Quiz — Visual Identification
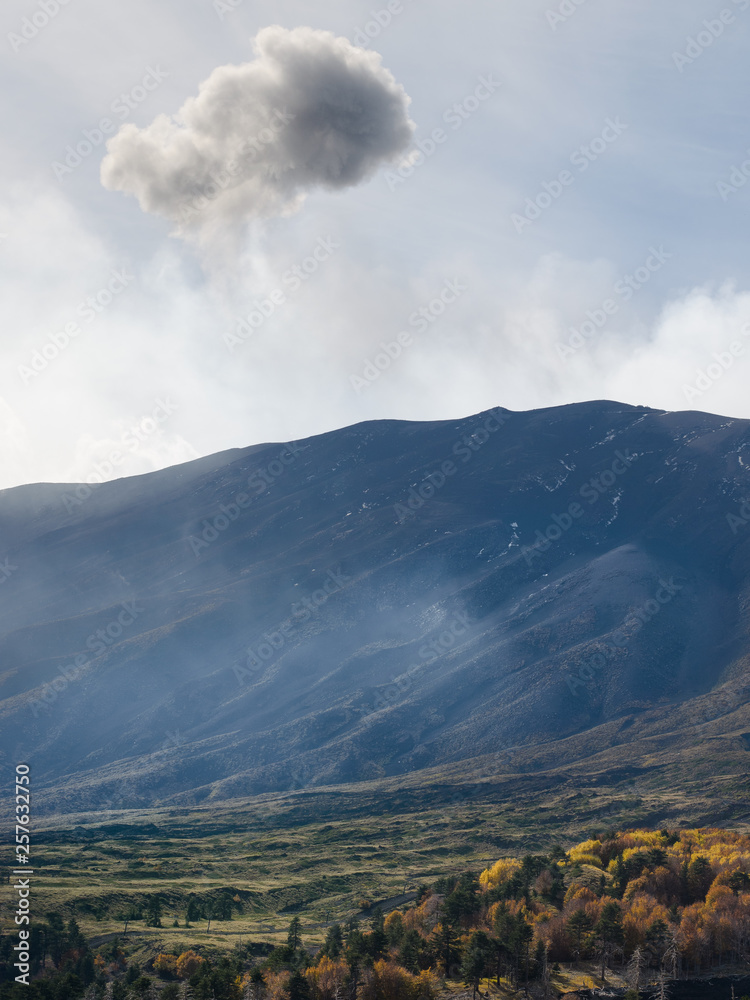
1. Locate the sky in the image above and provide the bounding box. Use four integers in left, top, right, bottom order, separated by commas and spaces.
2, 0, 750, 490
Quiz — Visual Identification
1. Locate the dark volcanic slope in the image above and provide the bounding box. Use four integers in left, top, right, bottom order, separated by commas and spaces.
1, 400, 749, 813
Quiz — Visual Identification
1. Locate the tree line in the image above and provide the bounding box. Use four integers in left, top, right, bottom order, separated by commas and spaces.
2, 826, 750, 1000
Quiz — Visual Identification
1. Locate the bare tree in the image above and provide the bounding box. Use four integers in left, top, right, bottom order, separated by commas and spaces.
627, 946, 646, 999
663, 932, 679, 980
656, 969, 670, 1000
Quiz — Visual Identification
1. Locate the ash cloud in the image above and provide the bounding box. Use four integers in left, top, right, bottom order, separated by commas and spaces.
100, 26, 415, 237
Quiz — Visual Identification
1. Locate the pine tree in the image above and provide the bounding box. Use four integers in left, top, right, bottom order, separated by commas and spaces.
288, 915, 302, 951
461, 931, 492, 999
288, 970, 312, 1000
322, 924, 343, 959
145, 894, 162, 928
368, 909, 386, 959
594, 901, 624, 982
567, 909, 593, 965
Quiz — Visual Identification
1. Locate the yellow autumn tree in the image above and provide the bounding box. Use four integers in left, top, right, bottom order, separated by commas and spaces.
563, 885, 598, 908
414, 970, 439, 1000
264, 970, 290, 1000
479, 857, 522, 889
153, 953, 178, 976
176, 950, 205, 979
568, 839, 603, 868
361, 960, 438, 1000
305, 956, 349, 1000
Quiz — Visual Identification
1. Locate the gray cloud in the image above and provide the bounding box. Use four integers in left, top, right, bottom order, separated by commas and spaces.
100, 25, 415, 236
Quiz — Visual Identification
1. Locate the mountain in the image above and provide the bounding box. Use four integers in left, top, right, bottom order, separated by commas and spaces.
1, 400, 750, 817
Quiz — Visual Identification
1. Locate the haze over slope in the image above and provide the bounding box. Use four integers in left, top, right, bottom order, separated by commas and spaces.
1, 400, 749, 815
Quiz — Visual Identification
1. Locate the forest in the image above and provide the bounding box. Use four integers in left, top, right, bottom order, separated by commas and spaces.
2, 827, 750, 1000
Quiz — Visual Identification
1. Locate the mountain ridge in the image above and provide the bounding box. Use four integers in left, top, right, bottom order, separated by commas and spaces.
1, 399, 749, 816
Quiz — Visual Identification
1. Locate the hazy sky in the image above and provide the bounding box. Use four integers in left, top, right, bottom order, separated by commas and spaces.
2, 0, 750, 489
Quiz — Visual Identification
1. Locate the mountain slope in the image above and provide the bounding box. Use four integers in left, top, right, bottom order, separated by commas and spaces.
1, 400, 749, 814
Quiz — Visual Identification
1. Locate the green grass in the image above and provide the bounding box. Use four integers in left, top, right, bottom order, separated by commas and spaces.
5, 726, 749, 960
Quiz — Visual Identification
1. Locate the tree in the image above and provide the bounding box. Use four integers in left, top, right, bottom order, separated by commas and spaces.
175, 950, 205, 979
538, 940, 551, 1000
288, 970, 312, 1000
67, 918, 85, 949
322, 924, 343, 959
45, 912, 66, 967
461, 931, 492, 1000
645, 918, 668, 967
489, 928, 508, 987
594, 901, 624, 982
656, 969, 671, 1000
663, 931, 679, 980
345, 925, 366, 999
367, 909, 386, 960
399, 930, 423, 974
145, 894, 162, 928
517, 917, 534, 994
431, 920, 461, 978
214, 892, 233, 921
494, 906, 532, 989
627, 946, 646, 999
567, 910, 593, 965
686, 857, 714, 902
185, 898, 201, 927
385, 912, 404, 948
154, 953, 178, 977
727, 870, 750, 895
305, 956, 348, 1000
124, 903, 140, 934
288, 916, 303, 951
612, 856, 631, 898
242, 967, 266, 1000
